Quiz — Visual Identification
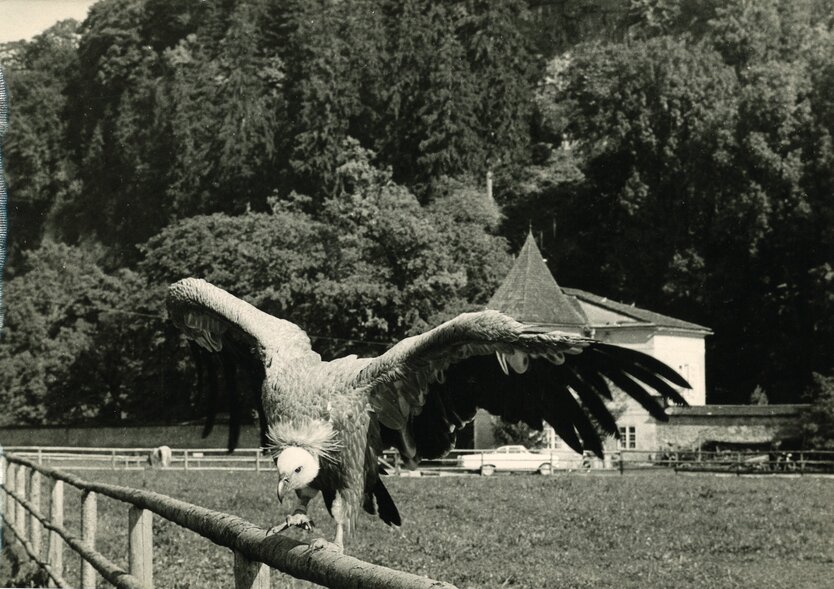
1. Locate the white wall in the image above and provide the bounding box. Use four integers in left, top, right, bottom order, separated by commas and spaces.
594, 328, 706, 406
648, 333, 706, 406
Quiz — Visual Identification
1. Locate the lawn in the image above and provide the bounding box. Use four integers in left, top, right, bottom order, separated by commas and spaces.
5, 470, 834, 588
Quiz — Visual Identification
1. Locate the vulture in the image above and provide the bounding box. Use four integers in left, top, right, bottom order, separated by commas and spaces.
167, 277, 690, 551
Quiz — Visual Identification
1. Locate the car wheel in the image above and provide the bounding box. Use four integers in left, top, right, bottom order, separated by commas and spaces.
538, 463, 553, 475
480, 464, 495, 476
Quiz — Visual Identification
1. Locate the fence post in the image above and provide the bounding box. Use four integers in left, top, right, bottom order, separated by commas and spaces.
48, 479, 64, 588
619, 451, 624, 475
184, 450, 189, 471
112, 449, 117, 470
15, 463, 27, 536
81, 491, 97, 588
234, 550, 270, 589
129, 506, 153, 588
255, 449, 261, 473
0, 455, 5, 526
2, 459, 10, 522
29, 469, 43, 557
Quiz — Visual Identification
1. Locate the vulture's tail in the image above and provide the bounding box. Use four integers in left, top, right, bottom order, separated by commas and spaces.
373, 479, 401, 527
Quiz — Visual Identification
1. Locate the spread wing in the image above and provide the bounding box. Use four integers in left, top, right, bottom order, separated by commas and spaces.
352, 310, 690, 462
167, 278, 315, 357
167, 278, 318, 449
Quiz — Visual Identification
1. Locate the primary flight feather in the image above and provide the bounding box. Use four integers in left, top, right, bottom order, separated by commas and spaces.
167, 277, 690, 550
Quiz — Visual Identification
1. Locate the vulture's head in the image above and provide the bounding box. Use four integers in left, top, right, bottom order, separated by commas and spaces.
275, 446, 319, 502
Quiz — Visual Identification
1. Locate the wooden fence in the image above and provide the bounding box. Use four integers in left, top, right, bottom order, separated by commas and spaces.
0, 453, 456, 589
6, 446, 834, 475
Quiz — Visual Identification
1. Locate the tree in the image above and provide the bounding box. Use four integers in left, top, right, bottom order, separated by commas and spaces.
491, 417, 546, 448
3, 20, 80, 269
0, 242, 183, 424
800, 374, 834, 449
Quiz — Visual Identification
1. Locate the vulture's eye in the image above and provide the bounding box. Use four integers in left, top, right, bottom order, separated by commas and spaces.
294, 466, 303, 473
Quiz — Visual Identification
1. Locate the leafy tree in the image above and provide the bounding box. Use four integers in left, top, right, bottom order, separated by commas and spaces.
59, 0, 171, 256
140, 139, 511, 360
160, 1, 284, 218
458, 0, 539, 176
0, 242, 183, 424
3, 20, 80, 269
266, 0, 370, 201
800, 374, 834, 449
491, 417, 546, 448
521, 13, 834, 403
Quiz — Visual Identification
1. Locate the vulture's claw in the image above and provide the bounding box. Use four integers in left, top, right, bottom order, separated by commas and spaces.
267, 513, 315, 536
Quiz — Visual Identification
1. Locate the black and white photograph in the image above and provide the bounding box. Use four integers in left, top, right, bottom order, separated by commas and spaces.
0, 1, 832, 587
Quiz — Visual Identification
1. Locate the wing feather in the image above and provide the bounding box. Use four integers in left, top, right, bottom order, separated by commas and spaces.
353, 310, 690, 461
167, 278, 319, 451
167, 278, 315, 358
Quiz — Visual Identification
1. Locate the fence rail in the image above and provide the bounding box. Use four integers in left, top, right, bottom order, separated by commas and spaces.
1, 453, 456, 589
5, 446, 834, 475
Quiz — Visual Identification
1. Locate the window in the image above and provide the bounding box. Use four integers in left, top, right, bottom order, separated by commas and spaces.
618, 426, 636, 450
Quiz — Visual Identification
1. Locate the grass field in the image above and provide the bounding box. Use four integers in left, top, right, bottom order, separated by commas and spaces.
4, 470, 834, 588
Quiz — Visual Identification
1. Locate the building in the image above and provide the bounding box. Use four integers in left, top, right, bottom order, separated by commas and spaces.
475, 231, 712, 453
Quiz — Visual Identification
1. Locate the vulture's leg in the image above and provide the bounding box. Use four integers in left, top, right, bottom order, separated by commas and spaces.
311, 492, 346, 552
268, 487, 317, 535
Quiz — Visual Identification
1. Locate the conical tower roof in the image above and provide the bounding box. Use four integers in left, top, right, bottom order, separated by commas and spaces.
487, 231, 588, 328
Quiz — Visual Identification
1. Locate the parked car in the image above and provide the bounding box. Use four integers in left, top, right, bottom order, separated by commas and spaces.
458, 445, 557, 475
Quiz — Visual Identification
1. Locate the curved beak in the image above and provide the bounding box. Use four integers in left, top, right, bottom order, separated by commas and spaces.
277, 479, 287, 503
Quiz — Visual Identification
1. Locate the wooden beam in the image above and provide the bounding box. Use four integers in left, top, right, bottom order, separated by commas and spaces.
5, 513, 70, 588
29, 470, 42, 557
48, 479, 64, 588
9, 455, 457, 589
15, 463, 27, 535
234, 550, 270, 589
6, 481, 144, 589
129, 506, 153, 588
81, 491, 97, 588
1, 457, 9, 521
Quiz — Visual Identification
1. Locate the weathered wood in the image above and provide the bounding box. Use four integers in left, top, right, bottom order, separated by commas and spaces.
15, 463, 27, 535
234, 550, 270, 589
6, 482, 145, 589
48, 479, 64, 588
9, 455, 457, 589
30, 469, 43, 557
1, 456, 8, 521
129, 506, 153, 588
81, 491, 97, 588
4, 510, 71, 588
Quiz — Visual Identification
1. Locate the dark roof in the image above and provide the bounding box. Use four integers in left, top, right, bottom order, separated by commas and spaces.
487, 232, 588, 327
564, 288, 711, 333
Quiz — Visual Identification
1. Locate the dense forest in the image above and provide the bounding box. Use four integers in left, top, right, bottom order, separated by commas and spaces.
1, 0, 833, 426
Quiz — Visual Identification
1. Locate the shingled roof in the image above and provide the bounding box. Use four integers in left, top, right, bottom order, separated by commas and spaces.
487, 231, 710, 335
487, 232, 589, 328
564, 288, 711, 333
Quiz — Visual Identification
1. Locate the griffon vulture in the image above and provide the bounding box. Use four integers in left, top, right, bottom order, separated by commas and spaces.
167, 278, 689, 550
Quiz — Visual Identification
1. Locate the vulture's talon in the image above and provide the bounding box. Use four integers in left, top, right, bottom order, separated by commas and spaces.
287, 513, 315, 531
268, 513, 315, 536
